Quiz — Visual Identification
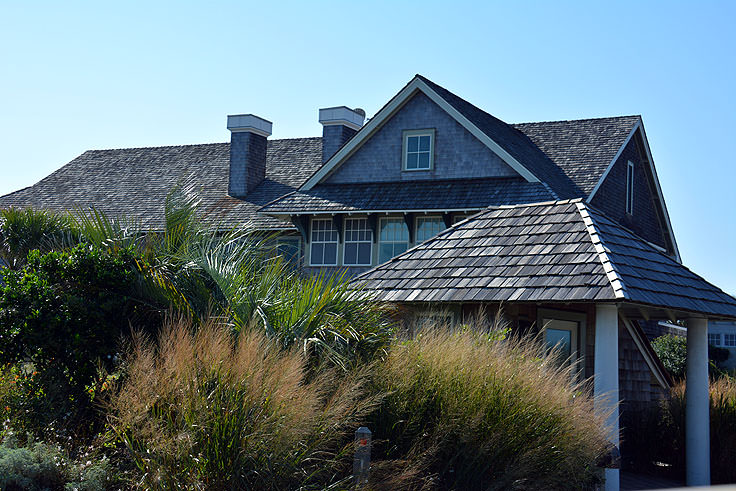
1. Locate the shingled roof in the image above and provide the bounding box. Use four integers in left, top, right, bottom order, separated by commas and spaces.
512, 116, 641, 197
0, 138, 323, 230
259, 177, 552, 214
354, 199, 736, 319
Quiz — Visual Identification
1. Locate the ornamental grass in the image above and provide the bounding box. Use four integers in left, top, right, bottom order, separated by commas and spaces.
366, 326, 610, 490
107, 317, 376, 490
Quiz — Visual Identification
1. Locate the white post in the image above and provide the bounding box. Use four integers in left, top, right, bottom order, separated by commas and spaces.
686, 317, 710, 486
595, 304, 619, 491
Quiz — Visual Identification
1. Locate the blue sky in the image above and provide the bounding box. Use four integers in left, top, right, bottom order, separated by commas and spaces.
1, 1, 734, 294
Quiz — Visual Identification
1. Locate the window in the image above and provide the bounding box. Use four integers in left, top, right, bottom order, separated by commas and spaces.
453, 214, 470, 224
343, 218, 372, 266
416, 216, 446, 243
725, 333, 736, 347
379, 218, 409, 263
537, 309, 586, 376
403, 130, 434, 170
276, 237, 301, 266
310, 218, 338, 266
626, 161, 635, 214
709, 333, 722, 346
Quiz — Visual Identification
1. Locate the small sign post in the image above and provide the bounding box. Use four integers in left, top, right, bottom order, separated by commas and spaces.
353, 426, 372, 487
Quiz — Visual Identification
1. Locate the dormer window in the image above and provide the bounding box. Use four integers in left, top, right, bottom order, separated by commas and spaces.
403, 129, 434, 171
626, 161, 634, 215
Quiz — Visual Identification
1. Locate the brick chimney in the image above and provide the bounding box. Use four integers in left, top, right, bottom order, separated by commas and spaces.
319, 106, 365, 163
227, 114, 272, 198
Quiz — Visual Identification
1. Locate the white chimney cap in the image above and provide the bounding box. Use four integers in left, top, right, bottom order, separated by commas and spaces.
319, 106, 365, 131
227, 114, 272, 137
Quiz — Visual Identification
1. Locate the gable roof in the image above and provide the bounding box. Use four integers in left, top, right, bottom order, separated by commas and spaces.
0, 138, 323, 231
300, 75, 546, 191
511, 115, 641, 197
354, 199, 736, 320
259, 177, 553, 215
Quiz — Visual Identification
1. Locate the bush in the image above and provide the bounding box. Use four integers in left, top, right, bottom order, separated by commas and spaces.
108, 317, 375, 490
0, 244, 163, 436
0, 431, 115, 490
652, 335, 687, 379
651, 334, 731, 380
366, 327, 609, 490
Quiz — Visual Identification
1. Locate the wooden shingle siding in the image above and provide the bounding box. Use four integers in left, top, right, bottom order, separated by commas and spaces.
324, 91, 518, 185
590, 134, 667, 248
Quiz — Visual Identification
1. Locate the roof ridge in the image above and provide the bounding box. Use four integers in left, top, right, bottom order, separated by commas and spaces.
85, 136, 322, 153
512, 115, 641, 126
575, 201, 628, 299
487, 197, 584, 210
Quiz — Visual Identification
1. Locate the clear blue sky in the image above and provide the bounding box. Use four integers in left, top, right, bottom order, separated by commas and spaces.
1, 1, 734, 294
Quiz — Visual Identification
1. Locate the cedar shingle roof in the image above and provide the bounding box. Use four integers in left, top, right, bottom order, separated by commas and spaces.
0, 75, 653, 233
0, 138, 323, 230
354, 199, 736, 319
512, 116, 641, 196
259, 177, 553, 214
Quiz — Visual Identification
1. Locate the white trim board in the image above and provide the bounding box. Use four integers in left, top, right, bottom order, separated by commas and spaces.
586, 120, 680, 263
300, 76, 540, 191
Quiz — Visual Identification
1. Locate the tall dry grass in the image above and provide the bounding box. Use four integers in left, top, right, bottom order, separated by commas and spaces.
367, 327, 610, 490
662, 376, 736, 484
108, 317, 376, 490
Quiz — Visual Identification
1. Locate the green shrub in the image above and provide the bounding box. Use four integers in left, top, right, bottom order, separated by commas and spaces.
108, 317, 376, 490
0, 431, 115, 490
0, 207, 70, 270
652, 335, 687, 380
0, 244, 163, 436
366, 327, 609, 490
651, 334, 731, 380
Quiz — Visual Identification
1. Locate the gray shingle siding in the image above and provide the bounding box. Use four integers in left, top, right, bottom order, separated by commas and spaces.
229, 131, 268, 197
590, 135, 667, 248
325, 91, 518, 184
322, 125, 358, 163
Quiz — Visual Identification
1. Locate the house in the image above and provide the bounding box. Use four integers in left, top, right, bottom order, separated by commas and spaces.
708, 320, 736, 370
2, 74, 735, 488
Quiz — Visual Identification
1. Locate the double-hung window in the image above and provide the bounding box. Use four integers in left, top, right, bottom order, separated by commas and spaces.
403, 129, 434, 171
379, 218, 409, 263
415, 216, 445, 243
626, 161, 635, 215
310, 218, 338, 266
343, 218, 372, 266
725, 333, 736, 347
709, 333, 722, 346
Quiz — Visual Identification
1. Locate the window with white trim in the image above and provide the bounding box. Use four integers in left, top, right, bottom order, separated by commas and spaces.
416, 216, 445, 243
709, 333, 722, 346
403, 130, 434, 170
343, 218, 372, 266
725, 333, 736, 347
310, 218, 338, 266
626, 161, 635, 215
379, 218, 409, 263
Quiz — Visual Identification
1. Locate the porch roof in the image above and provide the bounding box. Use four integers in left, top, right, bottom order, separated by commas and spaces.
354, 199, 736, 320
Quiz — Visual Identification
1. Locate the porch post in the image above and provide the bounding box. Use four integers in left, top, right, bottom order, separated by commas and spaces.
595, 304, 619, 491
686, 316, 710, 486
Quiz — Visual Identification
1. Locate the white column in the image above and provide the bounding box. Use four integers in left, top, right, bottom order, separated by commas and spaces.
594, 304, 619, 491
686, 316, 710, 486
